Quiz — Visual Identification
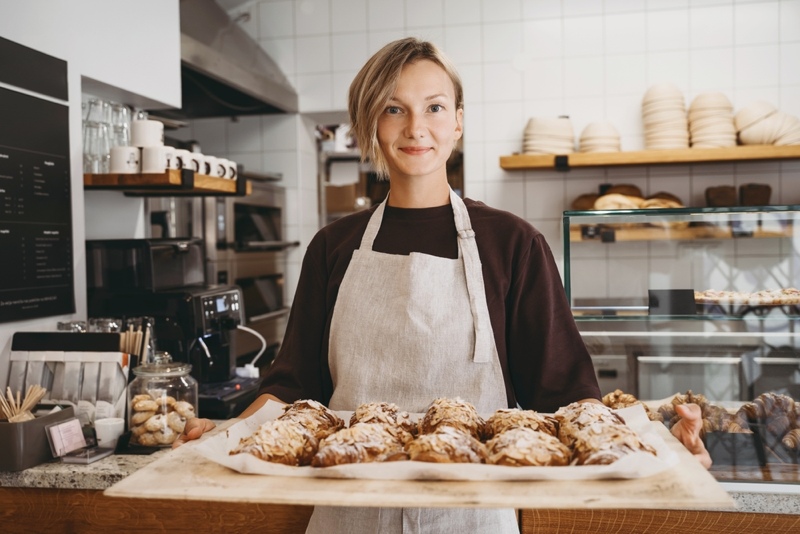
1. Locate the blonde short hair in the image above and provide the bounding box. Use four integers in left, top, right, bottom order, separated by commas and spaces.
347, 37, 463, 178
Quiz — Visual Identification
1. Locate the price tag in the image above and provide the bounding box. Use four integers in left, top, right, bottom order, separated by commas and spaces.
45, 417, 87, 457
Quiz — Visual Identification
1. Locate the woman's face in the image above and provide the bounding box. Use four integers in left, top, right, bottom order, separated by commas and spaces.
376, 59, 463, 183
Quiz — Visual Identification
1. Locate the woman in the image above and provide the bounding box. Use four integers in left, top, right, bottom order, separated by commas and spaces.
177, 37, 710, 533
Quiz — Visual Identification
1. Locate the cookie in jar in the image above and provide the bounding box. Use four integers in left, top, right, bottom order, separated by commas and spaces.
128, 352, 198, 446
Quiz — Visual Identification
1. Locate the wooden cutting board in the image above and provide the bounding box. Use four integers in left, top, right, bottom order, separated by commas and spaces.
104, 421, 734, 510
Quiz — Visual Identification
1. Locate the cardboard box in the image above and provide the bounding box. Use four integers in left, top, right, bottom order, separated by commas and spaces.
0, 405, 75, 471
326, 183, 357, 213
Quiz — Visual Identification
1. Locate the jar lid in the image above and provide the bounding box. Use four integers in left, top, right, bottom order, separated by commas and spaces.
132, 351, 192, 377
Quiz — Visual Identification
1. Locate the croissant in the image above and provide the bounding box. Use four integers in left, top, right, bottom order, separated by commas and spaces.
782, 428, 800, 450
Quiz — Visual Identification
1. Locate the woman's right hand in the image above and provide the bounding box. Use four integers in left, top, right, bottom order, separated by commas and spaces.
172, 417, 216, 448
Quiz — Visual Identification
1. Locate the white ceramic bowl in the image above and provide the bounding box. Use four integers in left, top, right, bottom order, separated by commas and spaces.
734, 101, 778, 132
643, 83, 685, 103
689, 91, 733, 111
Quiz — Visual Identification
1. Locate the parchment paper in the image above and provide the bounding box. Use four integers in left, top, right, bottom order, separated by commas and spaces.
191, 401, 679, 481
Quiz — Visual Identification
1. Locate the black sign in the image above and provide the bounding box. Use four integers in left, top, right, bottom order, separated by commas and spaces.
0, 85, 74, 322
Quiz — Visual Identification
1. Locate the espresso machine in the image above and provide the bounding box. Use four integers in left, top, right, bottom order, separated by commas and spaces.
85, 238, 262, 418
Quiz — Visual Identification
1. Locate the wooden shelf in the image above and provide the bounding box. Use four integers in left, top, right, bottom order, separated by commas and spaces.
83, 169, 251, 196
500, 145, 800, 171
570, 223, 792, 242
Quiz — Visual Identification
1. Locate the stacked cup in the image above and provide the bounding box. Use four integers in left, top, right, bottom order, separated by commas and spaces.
523, 116, 575, 155
642, 83, 689, 150
579, 122, 621, 153
688, 92, 736, 148
132, 120, 176, 174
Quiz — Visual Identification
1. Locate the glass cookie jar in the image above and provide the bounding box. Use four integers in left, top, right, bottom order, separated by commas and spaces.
127, 352, 198, 447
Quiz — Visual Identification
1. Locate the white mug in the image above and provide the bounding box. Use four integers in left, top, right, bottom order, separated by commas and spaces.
186, 152, 203, 173
109, 146, 140, 174
94, 417, 125, 449
225, 159, 238, 180
141, 146, 175, 174
131, 119, 164, 147
217, 158, 236, 179
173, 148, 190, 170
202, 155, 223, 177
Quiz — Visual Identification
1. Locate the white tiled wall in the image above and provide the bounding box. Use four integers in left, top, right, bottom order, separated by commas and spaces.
185, 0, 800, 301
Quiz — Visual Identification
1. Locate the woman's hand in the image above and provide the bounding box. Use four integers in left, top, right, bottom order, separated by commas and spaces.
671, 403, 712, 469
172, 417, 216, 448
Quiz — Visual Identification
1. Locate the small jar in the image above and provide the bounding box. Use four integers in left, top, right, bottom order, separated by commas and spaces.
127, 352, 198, 447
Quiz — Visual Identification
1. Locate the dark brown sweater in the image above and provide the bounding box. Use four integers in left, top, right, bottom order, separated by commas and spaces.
259, 198, 600, 413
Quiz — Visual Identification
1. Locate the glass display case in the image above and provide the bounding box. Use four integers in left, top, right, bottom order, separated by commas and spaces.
563, 205, 800, 485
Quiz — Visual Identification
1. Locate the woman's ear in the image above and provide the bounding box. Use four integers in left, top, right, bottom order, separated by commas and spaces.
454, 108, 464, 141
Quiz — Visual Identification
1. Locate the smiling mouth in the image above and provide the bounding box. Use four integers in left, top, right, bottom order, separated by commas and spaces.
400, 147, 431, 155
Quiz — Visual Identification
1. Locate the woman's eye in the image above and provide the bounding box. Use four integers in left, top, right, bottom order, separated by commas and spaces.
429, 104, 443, 112
386, 106, 402, 114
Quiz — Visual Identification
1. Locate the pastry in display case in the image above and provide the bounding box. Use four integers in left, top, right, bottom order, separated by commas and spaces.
562, 204, 800, 485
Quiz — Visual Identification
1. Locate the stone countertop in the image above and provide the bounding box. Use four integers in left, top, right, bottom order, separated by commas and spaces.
0, 448, 170, 490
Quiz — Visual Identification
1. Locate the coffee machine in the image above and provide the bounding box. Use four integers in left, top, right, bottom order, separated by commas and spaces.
85, 238, 262, 418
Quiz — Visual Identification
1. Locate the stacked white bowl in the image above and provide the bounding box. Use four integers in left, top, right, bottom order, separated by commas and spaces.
523, 116, 575, 154
642, 83, 689, 150
735, 101, 800, 146
579, 122, 621, 153
688, 92, 736, 148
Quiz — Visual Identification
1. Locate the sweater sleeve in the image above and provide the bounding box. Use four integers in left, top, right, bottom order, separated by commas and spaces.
507, 234, 601, 412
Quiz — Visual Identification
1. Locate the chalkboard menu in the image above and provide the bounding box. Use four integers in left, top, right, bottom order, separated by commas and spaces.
0, 38, 74, 322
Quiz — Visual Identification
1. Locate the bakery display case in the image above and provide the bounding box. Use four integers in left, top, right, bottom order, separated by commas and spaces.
563, 204, 800, 485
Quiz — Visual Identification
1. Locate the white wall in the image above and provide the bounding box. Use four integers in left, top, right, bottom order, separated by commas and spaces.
0, 1, 180, 356
175, 0, 800, 302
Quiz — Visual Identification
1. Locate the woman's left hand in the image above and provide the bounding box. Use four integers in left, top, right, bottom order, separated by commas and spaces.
670, 403, 712, 469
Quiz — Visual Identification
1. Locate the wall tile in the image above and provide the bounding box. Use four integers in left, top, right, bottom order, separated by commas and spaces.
689, 5, 734, 48
781, 43, 800, 85
734, 1, 780, 45
646, 50, 690, 90
463, 102, 485, 146
605, 94, 644, 138
523, 58, 564, 99
331, 32, 368, 71
192, 118, 228, 153
331, 0, 367, 33
262, 114, 299, 151
605, 54, 648, 96
483, 101, 526, 142
368, 30, 407, 53
444, 25, 483, 65
604, 0, 646, 13
646, 9, 689, 51
525, 177, 565, 218
605, 12, 647, 55
648, 0, 689, 9
523, 18, 563, 59
331, 70, 356, 111
484, 178, 525, 215
405, 26, 446, 45
563, 15, 603, 57
483, 22, 523, 63
779, 83, 800, 116
259, 0, 294, 38
228, 151, 265, 174
227, 115, 263, 153
733, 86, 780, 110
296, 72, 334, 111
406, 0, 444, 27
444, 0, 483, 25
781, 0, 800, 42
563, 56, 604, 97
295, 35, 331, 73
566, 96, 606, 140
295, 0, 330, 36
524, 96, 568, 118
483, 140, 522, 180
522, 0, 562, 19
480, 0, 522, 22
563, 0, 602, 17
690, 47, 734, 93
459, 64, 485, 105
735, 45, 780, 87
367, 0, 405, 30
483, 62, 524, 102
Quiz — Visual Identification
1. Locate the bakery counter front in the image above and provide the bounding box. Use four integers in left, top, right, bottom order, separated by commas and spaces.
3, 410, 800, 534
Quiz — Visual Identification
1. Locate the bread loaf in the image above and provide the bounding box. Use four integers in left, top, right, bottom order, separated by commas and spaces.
647, 191, 684, 205
570, 193, 599, 211
593, 193, 645, 210
705, 185, 737, 207
605, 184, 643, 198
739, 183, 771, 206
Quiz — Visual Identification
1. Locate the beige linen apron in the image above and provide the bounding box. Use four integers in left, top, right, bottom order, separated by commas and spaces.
305, 189, 519, 534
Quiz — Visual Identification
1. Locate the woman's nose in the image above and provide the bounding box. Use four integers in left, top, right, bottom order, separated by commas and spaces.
404, 112, 425, 138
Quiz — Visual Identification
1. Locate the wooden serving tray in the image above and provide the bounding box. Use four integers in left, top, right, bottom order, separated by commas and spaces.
104, 420, 734, 510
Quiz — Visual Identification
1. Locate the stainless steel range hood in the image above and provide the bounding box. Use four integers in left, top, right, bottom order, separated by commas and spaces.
152, 0, 298, 121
